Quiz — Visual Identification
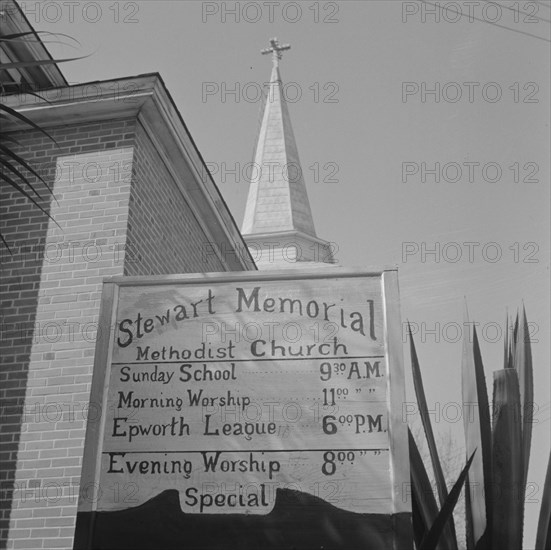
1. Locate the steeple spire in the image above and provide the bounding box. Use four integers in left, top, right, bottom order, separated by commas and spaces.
241, 38, 336, 269
242, 38, 318, 238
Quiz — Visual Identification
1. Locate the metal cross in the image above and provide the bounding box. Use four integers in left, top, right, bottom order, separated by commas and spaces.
261, 37, 291, 67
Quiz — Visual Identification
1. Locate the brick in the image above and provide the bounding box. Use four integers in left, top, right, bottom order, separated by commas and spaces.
13, 519, 44, 529
2, 108, 236, 550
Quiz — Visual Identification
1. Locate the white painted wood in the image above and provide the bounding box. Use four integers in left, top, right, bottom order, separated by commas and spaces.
79, 267, 410, 542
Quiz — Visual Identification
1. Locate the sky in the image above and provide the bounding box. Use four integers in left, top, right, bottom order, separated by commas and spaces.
31, 1, 549, 546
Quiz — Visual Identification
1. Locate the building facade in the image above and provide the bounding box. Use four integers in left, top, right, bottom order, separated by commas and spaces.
1, 5, 339, 546
0, 3, 254, 548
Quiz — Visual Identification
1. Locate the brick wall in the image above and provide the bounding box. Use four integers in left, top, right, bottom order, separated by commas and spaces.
124, 122, 223, 276
1, 115, 228, 549
1, 133, 54, 549
1, 118, 136, 549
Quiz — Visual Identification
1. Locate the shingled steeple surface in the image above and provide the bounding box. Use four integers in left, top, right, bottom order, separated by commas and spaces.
241, 39, 336, 269
241, 44, 317, 237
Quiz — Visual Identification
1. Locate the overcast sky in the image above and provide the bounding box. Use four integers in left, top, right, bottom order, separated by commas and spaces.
33, 1, 549, 545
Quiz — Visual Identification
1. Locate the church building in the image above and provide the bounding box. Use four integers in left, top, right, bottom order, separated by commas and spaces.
0, 4, 333, 548
0, 3, 256, 547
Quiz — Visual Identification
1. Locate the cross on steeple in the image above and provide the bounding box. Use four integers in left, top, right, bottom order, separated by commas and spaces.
261, 37, 291, 67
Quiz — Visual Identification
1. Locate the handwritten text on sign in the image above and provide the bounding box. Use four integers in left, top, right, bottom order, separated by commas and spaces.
99, 276, 394, 515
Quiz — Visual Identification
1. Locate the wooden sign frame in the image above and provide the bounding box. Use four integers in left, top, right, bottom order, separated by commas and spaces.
74, 267, 411, 549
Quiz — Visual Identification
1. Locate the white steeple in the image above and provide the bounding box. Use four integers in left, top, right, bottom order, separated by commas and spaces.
242, 38, 336, 269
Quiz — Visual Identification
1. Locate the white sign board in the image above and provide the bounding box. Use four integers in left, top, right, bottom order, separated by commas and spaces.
75, 268, 411, 549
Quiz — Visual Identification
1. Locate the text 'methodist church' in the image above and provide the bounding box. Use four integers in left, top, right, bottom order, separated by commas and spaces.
0, 3, 335, 548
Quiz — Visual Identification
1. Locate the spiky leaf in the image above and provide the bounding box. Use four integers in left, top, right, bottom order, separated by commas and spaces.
461, 304, 492, 549
0, 56, 86, 70
0, 103, 57, 146
409, 428, 441, 549
420, 450, 477, 550
492, 369, 523, 549
503, 310, 511, 369
535, 452, 551, 550
409, 324, 457, 549
514, 305, 533, 493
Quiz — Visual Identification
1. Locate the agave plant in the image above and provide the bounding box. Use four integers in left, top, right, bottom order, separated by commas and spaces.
409, 306, 550, 550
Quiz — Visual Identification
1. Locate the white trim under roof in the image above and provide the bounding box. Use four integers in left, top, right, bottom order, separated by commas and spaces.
2, 73, 256, 272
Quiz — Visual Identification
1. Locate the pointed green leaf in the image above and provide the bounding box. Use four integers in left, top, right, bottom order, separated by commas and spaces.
0, 171, 54, 224
409, 324, 457, 549
409, 428, 441, 549
503, 310, 510, 369
0, 31, 80, 45
0, 133, 21, 145
514, 305, 533, 493
2, 157, 44, 199
535, 452, 551, 550
0, 56, 87, 70
0, 142, 55, 195
0, 32, 40, 41
511, 311, 519, 361
0, 168, 59, 231
461, 303, 492, 549
13, 89, 54, 105
464, 480, 474, 550
0, 233, 12, 254
420, 450, 477, 550
492, 369, 523, 549
0, 103, 57, 146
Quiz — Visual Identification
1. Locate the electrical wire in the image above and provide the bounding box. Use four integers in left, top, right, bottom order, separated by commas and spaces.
421, 0, 551, 42
481, 0, 551, 24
